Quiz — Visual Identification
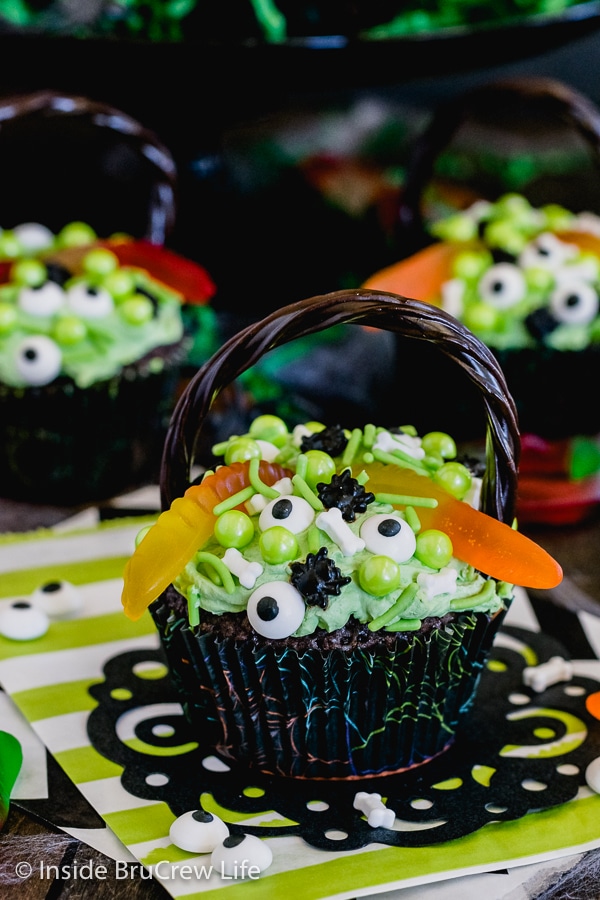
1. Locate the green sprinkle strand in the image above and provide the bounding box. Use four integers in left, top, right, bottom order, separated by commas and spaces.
450, 578, 496, 611
368, 583, 419, 631
212, 486, 255, 516
404, 506, 422, 532
375, 492, 438, 509
195, 552, 236, 594
248, 456, 279, 499
363, 423, 376, 448
372, 447, 426, 473
291, 474, 324, 511
341, 428, 363, 468
384, 618, 422, 632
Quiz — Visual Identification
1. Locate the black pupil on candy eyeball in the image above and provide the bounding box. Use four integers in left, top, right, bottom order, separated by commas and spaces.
257, 596, 279, 621
24, 348, 37, 361
42, 581, 61, 593
223, 834, 245, 848
272, 499, 293, 521
13, 601, 30, 609
379, 519, 401, 537
192, 810, 213, 823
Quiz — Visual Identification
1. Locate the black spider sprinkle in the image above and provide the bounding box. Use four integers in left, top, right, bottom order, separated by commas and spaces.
300, 424, 348, 456
317, 469, 374, 522
289, 547, 351, 609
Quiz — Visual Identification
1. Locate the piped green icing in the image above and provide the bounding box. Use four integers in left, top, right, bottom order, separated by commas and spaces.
169, 417, 511, 638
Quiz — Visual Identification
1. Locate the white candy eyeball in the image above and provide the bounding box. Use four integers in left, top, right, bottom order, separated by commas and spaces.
15, 335, 62, 385
32, 580, 82, 619
549, 281, 599, 325
247, 581, 305, 639
169, 809, 229, 854
259, 495, 314, 534
519, 232, 577, 270
66, 282, 114, 318
0, 600, 49, 641
210, 833, 273, 876
477, 263, 526, 308
13, 222, 54, 252
360, 514, 417, 563
18, 281, 65, 316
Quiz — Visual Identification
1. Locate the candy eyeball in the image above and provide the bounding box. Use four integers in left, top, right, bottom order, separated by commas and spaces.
18, 281, 65, 316
0, 600, 49, 641
32, 580, 82, 619
15, 335, 62, 385
13, 222, 54, 253
360, 514, 416, 563
210, 833, 273, 876
259, 496, 314, 534
477, 263, 526, 309
169, 809, 229, 854
519, 232, 578, 271
247, 581, 305, 638
66, 282, 114, 318
549, 281, 599, 326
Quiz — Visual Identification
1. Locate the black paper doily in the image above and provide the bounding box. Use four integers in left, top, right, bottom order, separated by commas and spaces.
87, 626, 600, 852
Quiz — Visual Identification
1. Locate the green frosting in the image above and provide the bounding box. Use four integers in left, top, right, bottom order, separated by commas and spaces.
430, 194, 600, 352
0, 259, 184, 389
171, 418, 512, 638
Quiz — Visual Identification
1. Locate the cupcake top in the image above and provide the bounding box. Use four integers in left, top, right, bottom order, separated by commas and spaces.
426, 193, 600, 352
0, 242, 185, 389
121, 414, 562, 636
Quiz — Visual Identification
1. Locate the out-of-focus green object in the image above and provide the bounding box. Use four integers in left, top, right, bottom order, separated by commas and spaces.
0, 730, 23, 830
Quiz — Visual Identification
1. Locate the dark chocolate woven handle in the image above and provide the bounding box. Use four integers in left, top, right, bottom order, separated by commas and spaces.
161, 289, 520, 524
0, 90, 177, 243
399, 76, 600, 252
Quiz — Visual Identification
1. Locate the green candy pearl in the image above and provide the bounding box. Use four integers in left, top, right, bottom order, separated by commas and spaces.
259, 526, 298, 564
214, 510, 254, 549
359, 555, 401, 597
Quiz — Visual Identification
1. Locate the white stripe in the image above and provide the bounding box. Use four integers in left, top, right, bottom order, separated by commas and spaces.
1, 578, 125, 616
0, 522, 148, 574
503, 587, 540, 631
35, 710, 89, 753
79, 776, 161, 815
0, 633, 159, 694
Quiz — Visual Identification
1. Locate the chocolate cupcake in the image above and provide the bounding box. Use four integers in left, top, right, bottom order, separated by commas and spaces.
121, 289, 561, 779
366, 77, 600, 443
0, 91, 218, 505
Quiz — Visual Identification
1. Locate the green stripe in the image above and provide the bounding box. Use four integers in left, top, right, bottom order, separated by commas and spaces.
54, 745, 123, 783
0, 609, 155, 658
12, 678, 98, 719
172, 794, 600, 900
104, 802, 175, 845
0, 556, 131, 599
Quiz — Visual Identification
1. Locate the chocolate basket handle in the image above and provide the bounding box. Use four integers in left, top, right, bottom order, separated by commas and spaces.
161, 289, 520, 524
398, 76, 600, 251
0, 89, 177, 243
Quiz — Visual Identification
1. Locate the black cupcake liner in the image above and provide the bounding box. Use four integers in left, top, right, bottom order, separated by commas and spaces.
151, 594, 510, 780
0, 342, 187, 505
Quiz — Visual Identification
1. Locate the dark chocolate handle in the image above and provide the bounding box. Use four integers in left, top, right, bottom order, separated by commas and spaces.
161, 289, 520, 525
399, 76, 600, 251
0, 90, 177, 243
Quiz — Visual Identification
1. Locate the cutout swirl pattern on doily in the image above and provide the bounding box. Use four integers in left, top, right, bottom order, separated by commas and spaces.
87, 626, 600, 852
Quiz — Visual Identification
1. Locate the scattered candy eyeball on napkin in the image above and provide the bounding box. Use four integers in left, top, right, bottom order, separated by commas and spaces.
169, 810, 229, 854
0, 580, 83, 641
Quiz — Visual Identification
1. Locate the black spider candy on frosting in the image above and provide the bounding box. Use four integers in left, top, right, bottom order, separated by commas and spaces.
289, 547, 351, 609
300, 424, 348, 456
317, 469, 375, 522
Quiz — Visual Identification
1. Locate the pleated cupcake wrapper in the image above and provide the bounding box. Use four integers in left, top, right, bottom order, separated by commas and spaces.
152, 600, 507, 780
0, 341, 187, 504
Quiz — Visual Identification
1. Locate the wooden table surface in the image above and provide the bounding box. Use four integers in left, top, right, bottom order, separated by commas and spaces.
2, 493, 600, 900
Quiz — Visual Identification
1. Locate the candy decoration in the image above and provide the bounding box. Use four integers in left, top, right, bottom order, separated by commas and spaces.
121, 460, 291, 620
169, 809, 229, 854
0, 600, 49, 640
210, 833, 273, 876
361, 463, 562, 589
0, 731, 23, 830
